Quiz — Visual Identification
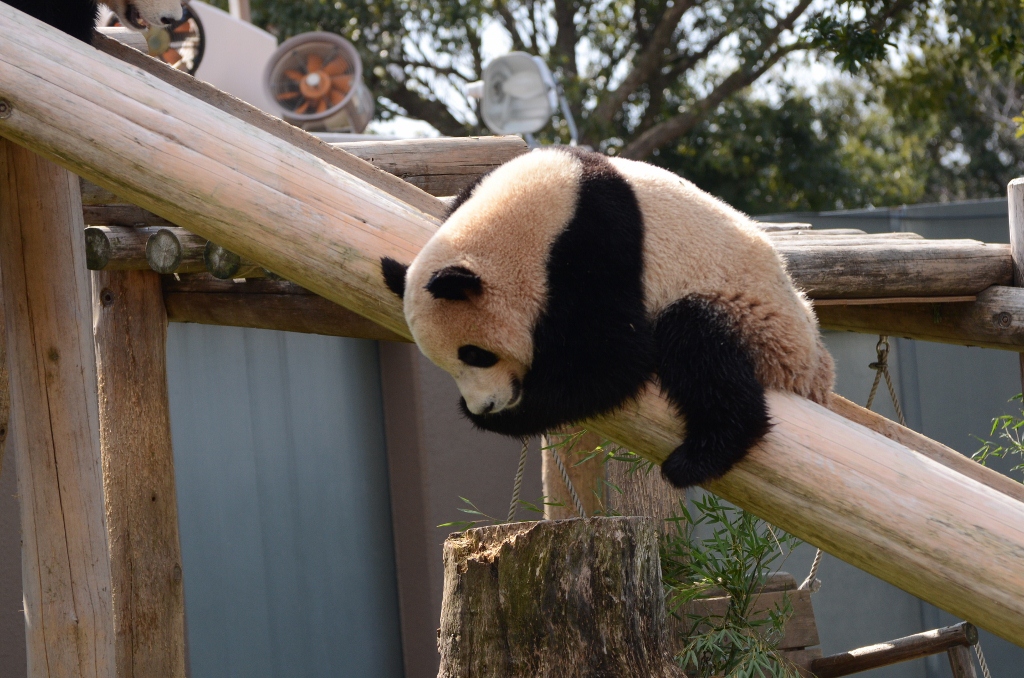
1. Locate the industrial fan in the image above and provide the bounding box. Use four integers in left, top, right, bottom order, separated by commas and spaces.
103, 4, 205, 75
263, 32, 374, 133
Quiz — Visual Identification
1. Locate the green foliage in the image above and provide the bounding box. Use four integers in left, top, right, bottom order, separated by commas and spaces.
974, 394, 1024, 482
662, 492, 803, 678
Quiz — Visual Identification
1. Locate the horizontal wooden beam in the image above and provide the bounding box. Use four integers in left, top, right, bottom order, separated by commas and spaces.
4, 7, 1024, 645
80, 135, 528, 209
778, 240, 1011, 298
162, 275, 406, 341
811, 622, 977, 677
817, 285, 1024, 352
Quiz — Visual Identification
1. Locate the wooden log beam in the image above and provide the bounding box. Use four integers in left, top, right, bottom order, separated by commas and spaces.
335, 136, 527, 196
0, 138, 114, 677
79, 136, 529, 207
161, 274, 406, 341
777, 240, 1011, 298
94, 270, 186, 677
3, 9, 1024, 644
90, 34, 448, 221
816, 285, 1024, 352
811, 622, 977, 677
438, 518, 682, 677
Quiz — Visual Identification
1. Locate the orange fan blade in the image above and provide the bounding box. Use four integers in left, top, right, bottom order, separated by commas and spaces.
294, 100, 311, 114
331, 75, 353, 92
284, 69, 304, 81
276, 91, 301, 101
306, 53, 323, 73
323, 57, 349, 75
316, 98, 328, 113
328, 89, 344, 106
162, 48, 182, 65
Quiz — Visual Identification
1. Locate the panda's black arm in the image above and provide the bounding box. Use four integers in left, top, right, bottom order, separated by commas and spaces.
654, 296, 771, 488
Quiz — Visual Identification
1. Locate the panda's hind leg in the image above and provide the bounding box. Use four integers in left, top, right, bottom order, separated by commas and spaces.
655, 296, 771, 488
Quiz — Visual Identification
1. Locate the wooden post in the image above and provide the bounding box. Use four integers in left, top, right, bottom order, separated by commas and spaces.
93, 269, 186, 678
1007, 178, 1024, 390
0, 138, 115, 677
437, 518, 683, 677
6, 9, 1024, 643
540, 430, 606, 519
947, 646, 979, 678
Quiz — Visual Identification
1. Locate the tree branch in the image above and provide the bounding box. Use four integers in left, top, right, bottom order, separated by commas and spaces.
619, 42, 803, 159
592, 0, 696, 123
494, 0, 529, 52
380, 84, 473, 136
552, 0, 580, 76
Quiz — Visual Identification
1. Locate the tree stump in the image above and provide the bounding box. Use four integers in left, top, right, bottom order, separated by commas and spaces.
437, 517, 684, 678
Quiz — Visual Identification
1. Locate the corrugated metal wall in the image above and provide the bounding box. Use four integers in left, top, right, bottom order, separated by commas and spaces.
165, 325, 403, 678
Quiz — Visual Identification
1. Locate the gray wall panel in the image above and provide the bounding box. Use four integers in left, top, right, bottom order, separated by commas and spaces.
166, 324, 403, 678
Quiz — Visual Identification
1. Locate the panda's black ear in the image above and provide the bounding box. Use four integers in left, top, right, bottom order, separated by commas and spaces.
381, 257, 409, 299
426, 266, 482, 301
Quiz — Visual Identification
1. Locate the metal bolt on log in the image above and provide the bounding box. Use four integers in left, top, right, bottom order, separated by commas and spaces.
437, 517, 684, 678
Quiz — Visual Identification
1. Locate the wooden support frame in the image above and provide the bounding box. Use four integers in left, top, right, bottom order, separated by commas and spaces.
3, 6, 1024, 645
94, 270, 186, 677
0, 138, 115, 677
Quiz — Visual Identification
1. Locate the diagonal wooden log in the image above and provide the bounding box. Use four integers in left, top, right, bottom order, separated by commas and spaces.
2, 5, 1024, 645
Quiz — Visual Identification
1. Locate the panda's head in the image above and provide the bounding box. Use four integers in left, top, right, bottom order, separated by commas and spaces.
105, 0, 183, 30
383, 148, 652, 437
382, 150, 584, 425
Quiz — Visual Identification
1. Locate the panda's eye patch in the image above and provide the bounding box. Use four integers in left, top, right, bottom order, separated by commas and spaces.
458, 345, 499, 368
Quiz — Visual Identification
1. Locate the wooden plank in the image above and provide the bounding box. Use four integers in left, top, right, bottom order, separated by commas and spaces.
687, 588, 819, 650
93, 270, 186, 677
84, 204, 174, 227
769, 230, 921, 239
4, 11, 1024, 644
164, 290, 407, 341
816, 285, 1024, 352
0, 138, 114, 677
811, 622, 977, 677
339, 136, 527, 196
779, 241, 1012, 298
813, 295, 976, 306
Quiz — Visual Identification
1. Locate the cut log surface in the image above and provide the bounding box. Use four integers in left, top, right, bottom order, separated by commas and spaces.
778, 240, 1012, 298
438, 518, 683, 678
94, 270, 186, 677
811, 622, 977, 677
146, 227, 206, 274
0, 138, 114, 677
3, 8, 1024, 645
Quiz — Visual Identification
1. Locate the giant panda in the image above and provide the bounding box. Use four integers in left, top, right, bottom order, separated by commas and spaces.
381, 147, 834, 488
2, 0, 183, 43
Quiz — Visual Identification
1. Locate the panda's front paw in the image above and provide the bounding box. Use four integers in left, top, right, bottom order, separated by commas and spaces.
660, 445, 731, 488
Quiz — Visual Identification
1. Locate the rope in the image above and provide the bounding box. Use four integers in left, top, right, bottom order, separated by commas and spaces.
975, 641, 993, 678
803, 335, 905, 592
867, 337, 905, 426
552, 446, 587, 518
798, 548, 823, 592
507, 438, 529, 523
